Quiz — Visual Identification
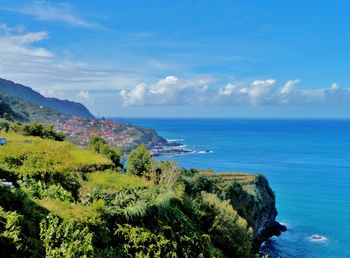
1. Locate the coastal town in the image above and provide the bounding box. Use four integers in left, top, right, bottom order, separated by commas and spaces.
37, 115, 156, 149
37, 115, 200, 155
43, 116, 137, 148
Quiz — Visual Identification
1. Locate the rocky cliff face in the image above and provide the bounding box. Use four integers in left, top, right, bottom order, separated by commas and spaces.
223, 174, 286, 250
203, 172, 286, 251
134, 126, 168, 147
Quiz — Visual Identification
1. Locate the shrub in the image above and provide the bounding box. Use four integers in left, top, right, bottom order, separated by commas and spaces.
158, 161, 181, 189
0, 119, 10, 132
19, 179, 73, 202
0, 207, 22, 254
194, 192, 253, 258
21, 122, 65, 141
88, 137, 123, 169
40, 214, 94, 258
183, 174, 220, 197
115, 224, 177, 258
127, 144, 153, 177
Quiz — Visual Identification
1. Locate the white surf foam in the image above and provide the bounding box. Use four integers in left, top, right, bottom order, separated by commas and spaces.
167, 139, 184, 142
309, 234, 328, 242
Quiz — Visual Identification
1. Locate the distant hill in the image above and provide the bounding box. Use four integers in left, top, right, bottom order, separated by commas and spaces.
0, 90, 65, 122
0, 91, 29, 121
0, 78, 94, 119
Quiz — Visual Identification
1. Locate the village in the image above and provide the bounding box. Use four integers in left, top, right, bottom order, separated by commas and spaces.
41, 116, 139, 148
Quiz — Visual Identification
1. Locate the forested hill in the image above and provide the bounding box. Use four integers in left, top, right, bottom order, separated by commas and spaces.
0, 91, 63, 122
0, 78, 94, 119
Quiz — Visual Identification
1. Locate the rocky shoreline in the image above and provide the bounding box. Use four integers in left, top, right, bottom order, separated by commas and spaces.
150, 139, 213, 156
151, 145, 212, 156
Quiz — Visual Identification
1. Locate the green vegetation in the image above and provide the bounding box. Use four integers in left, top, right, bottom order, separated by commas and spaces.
88, 137, 123, 169
82, 170, 150, 192
40, 214, 94, 258
126, 144, 154, 177
0, 91, 29, 122
0, 132, 113, 194
0, 130, 276, 257
0, 90, 64, 122
0, 118, 65, 141
21, 122, 65, 141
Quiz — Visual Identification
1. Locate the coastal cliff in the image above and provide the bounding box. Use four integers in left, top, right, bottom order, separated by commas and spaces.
200, 172, 287, 250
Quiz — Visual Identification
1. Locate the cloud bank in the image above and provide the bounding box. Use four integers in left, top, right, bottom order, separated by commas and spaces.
120, 76, 350, 106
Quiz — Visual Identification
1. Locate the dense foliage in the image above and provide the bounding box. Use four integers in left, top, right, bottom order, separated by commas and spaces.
0, 118, 65, 141
0, 92, 29, 122
88, 137, 123, 170
0, 132, 268, 257
21, 122, 65, 141
126, 144, 154, 177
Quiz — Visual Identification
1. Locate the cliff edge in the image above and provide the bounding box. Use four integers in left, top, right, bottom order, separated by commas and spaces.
201, 172, 287, 250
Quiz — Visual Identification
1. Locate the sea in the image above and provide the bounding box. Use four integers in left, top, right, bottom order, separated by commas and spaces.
115, 118, 350, 258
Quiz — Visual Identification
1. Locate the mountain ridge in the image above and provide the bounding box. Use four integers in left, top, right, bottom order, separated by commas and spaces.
0, 78, 94, 119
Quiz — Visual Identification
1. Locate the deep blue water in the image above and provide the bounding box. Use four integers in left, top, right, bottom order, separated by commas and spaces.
116, 118, 350, 258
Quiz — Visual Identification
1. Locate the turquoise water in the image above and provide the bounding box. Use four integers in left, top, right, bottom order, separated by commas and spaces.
118, 118, 350, 258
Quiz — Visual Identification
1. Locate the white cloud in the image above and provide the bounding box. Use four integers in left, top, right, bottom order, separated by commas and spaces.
0, 24, 136, 93
0, 25, 53, 57
77, 90, 90, 100
1, 2, 102, 29
76, 90, 94, 105
245, 79, 276, 105
120, 83, 147, 105
120, 77, 350, 106
40, 88, 65, 98
280, 79, 301, 95
219, 84, 237, 96
120, 75, 215, 106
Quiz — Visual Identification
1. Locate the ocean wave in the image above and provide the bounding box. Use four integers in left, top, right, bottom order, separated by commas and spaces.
166, 138, 184, 142
196, 150, 214, 154
309, 234, 328, 242
279, 222, 289, 228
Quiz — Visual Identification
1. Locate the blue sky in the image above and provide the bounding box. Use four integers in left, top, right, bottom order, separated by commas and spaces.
0, 0, 349, 118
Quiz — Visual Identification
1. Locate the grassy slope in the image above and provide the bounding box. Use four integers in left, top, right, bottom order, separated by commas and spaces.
83, 171, 151, 191
200, 171, 258, 195
0, 132, 151, 221
0, 132, 112, 173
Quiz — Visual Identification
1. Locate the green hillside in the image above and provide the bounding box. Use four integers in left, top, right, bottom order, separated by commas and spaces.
0, 78, 94, 119
0, 129, 284, 257
0, 91, 65, 122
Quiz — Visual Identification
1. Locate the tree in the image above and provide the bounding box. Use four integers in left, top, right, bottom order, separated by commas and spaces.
0, 119, 10, 132
127, 144, 153, 177
88, 137, 108, 153
21, 122, 65, 141
88, 137, 123, 169
158, 161, 181, 189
